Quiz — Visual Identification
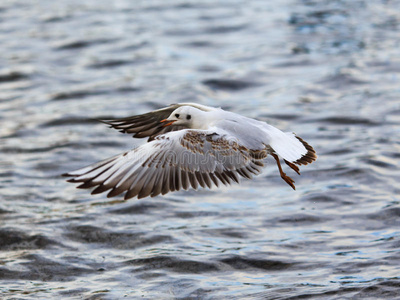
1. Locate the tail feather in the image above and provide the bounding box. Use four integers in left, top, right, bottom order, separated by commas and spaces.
293, 136, 317, 166
269, 130, 317, 164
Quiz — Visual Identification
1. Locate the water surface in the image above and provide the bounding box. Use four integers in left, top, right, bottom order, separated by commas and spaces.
1, 0, 400, 299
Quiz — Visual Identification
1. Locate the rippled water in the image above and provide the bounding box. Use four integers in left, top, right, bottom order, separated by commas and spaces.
1, 0, 400, 299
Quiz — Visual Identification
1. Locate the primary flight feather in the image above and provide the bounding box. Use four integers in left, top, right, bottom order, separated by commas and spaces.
63, 103, 317, 199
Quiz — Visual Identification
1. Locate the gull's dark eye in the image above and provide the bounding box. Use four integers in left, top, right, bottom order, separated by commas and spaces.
175, 113, 180, 118
186, 115, 191, 120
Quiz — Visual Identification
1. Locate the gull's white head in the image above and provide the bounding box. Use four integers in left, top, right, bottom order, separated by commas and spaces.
160, 106, 205, 129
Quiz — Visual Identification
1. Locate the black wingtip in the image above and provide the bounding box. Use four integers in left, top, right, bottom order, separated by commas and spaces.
66, 178, 78, 183
96, 118, 113, 126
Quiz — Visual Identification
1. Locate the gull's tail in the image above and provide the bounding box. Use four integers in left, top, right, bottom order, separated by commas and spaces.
267, 127, 317, 165
267, 129, 317, 190
290, 135, 317, 165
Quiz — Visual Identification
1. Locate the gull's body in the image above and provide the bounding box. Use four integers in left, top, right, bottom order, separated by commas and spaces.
63, 103, 317, 199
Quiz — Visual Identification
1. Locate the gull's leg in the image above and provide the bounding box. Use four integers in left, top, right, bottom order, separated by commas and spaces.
284, 159, 300, 175
271, 153, 296, 190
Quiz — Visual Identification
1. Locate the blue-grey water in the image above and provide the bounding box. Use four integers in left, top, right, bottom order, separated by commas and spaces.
1, 0, 400, 299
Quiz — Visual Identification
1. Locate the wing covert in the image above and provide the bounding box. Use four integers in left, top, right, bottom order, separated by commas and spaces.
99, 103, 212, 141
63, 129, 266, 199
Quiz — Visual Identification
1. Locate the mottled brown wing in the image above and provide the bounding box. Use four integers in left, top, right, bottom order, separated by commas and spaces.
99, 104, 186, 141
63, 129, 266, 200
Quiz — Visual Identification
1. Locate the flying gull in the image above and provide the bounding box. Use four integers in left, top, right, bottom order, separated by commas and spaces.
63, 103, 317, 199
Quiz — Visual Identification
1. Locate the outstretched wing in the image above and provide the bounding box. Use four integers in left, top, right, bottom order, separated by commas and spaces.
99, 103, 212, 141
63, 129, 266, 200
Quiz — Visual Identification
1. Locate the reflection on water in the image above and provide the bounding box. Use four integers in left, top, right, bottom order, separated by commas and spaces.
1, 0, 400, 298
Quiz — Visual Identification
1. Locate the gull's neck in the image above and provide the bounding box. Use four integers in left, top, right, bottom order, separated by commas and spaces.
191, 109, 221, 130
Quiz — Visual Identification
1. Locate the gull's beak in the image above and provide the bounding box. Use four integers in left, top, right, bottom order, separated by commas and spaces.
160, 119, 177, 127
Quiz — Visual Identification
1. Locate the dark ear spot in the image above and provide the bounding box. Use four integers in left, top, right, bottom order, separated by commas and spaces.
186, 115, 191, 120
175, 114, 180, 118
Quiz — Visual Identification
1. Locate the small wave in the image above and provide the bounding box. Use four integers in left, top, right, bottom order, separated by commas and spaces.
0, 143, 72, 154
127, 256, 220, 273
220, 255, 298, 271
54, 38, 116, 50
66, 224, 174, 249
0, 254, 93, 281
0, 229, 59, 250
259, 113, 301, 121
366, 207, 400, 222
202, 78, 258, 91
269, 213, 326, 225
0, 70, 30, 83
175, 210, 219, 219
307, 116, 379, 126
40, 117, 98, 127
109, 202, 168, 215
51, 90, 104, 101
204, 24, 248, 34
184, 41, 215, 48
319, 70, 369, 87
88, 59, 133, 69
51, 86, 140, 100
